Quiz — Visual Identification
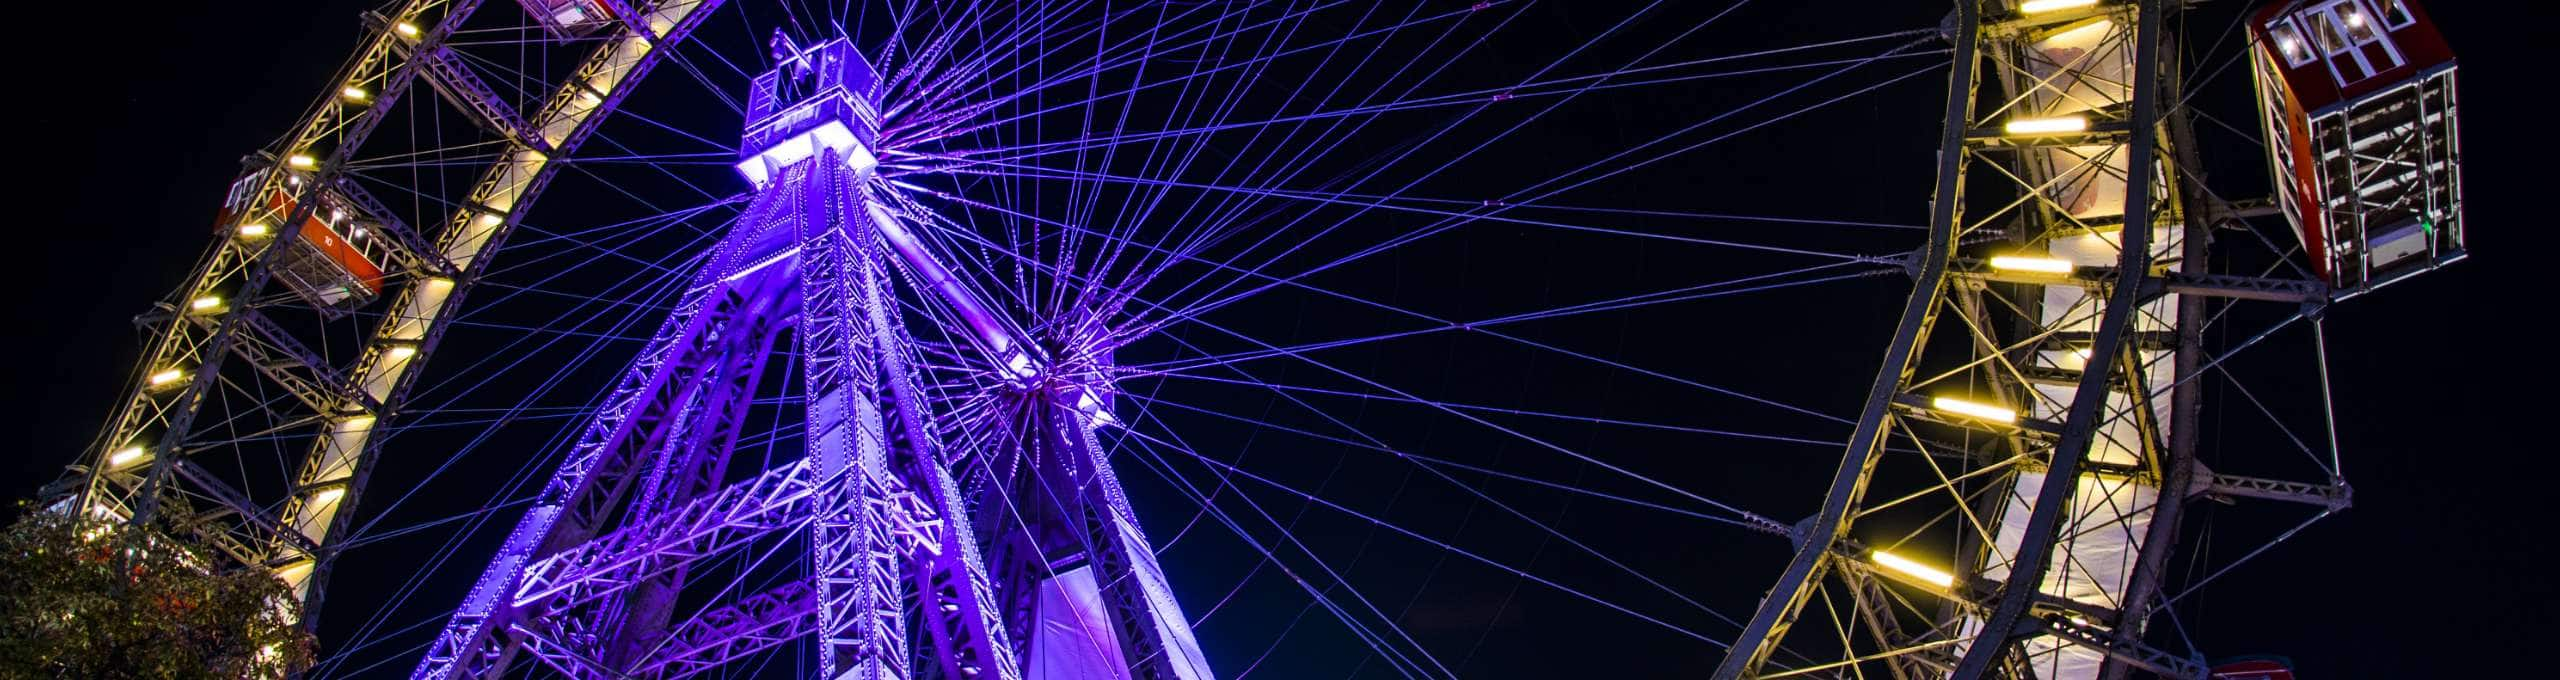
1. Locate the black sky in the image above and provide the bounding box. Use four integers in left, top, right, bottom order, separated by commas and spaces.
5, 1, 2554, 677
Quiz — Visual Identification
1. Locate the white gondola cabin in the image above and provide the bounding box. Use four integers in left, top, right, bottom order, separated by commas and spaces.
515, 0, 621, 37
2250, 0, 2463, 293
219, 169, 391, 309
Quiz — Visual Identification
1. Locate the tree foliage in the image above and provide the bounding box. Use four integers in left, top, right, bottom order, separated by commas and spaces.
0, 507, 315, 678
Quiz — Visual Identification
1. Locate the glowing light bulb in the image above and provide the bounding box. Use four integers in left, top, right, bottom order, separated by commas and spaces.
2019, 0, 2101, 14
395, 22, 421, 37
149, 368, 186, 387
2004, 116, 2089, 136
310, 487, 346, 505
108, 446, 146, 468
1872, 550, 1956, 588
1931, 396, 2018, 425
343, 86, 371, 102
239, 222, 270, 238
384, 344, 418, 360
288, 154, 318, 170
190, 295, 223, 312
1989, 255, 2077, 274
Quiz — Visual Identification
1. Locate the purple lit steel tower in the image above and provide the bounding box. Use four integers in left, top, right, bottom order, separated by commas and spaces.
413, 35, 1213, 680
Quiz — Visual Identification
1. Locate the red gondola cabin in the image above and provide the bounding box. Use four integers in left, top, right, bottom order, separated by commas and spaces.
2209, 656, 2297, 680
2249, 0, 2463, 293
218, 169, 391, 309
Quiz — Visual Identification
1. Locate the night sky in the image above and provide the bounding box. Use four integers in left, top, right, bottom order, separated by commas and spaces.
5, 1, 2552, 677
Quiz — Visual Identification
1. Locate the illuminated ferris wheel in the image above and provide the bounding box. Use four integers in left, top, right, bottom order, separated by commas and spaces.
40, 0, 2463, 678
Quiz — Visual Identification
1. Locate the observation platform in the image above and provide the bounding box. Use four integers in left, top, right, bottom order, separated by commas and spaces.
736, 35, 882, 187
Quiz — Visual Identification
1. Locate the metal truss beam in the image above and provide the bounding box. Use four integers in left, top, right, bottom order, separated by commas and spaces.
416, 183, 771, 676
795, 151, 916, 680
2195, 469, 2351, 509
508, 617, 620, 679
166, 458, 316, 560
1947, 1, 2166, 674
420, 148, 1042, 680
332, 175, 459, 277
1956, 260, 2331, 304
295, 0, 732, 631
232, 310, 384, 415
2036, 615, 2204, 679
1710, 5, 1982, 675
405, 41, 555, 154
862, 206, 1023, 680
631, 582, 817, 679
512, 460, 816, 611
403, 19, 1214, 680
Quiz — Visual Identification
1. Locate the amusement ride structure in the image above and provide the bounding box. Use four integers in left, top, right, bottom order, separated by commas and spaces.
37, 0, 2463, 678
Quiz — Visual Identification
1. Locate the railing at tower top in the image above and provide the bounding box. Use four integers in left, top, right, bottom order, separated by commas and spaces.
738, 33, 1043, 385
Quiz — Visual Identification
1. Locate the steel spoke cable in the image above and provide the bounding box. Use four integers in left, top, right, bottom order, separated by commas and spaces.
919, 160, 1891, 260
1081, 0, 1510, 334
1120, 424, 1731, 647
905, 183, 1857, 427
327, 196, 749, 651
1065, 0, 1326, 338
901, 188, 1852, 502
1111, 433, 1443, 680
1130, 0, 1711, 328
1125, 261, 1886, 377
1149, 372, 1842, 450
1152, 41, 1940, 334
1112, 392, 1448, 679
1126, 335, 1773, 629
927, 47, 1945, 167
893, 0, 1367, 147
1124, 385, 1777, 533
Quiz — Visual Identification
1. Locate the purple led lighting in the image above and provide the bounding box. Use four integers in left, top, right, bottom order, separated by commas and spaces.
416, 32, 1208, 680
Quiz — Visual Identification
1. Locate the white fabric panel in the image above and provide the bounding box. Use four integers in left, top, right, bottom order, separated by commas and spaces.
1029, 566, 1132, 680
1980, 471, 2158, 679
2048, 144, 2132, 220
2029, 19, 2133, 115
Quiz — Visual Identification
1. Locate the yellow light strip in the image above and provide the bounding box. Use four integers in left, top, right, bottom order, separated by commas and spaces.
1931, 396, 2018, 425
2003, 115, 2089, 136
2018, 0, 2100, 14
148, 368, 186, 387
1872, 550, 1956, 588
1988, 255, 2077, 274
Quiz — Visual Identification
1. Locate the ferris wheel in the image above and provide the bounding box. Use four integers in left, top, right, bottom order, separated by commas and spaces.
38, 0, 2464, 678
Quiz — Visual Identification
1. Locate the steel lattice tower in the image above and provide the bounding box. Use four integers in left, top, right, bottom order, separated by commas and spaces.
413, 35, 1213, 680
